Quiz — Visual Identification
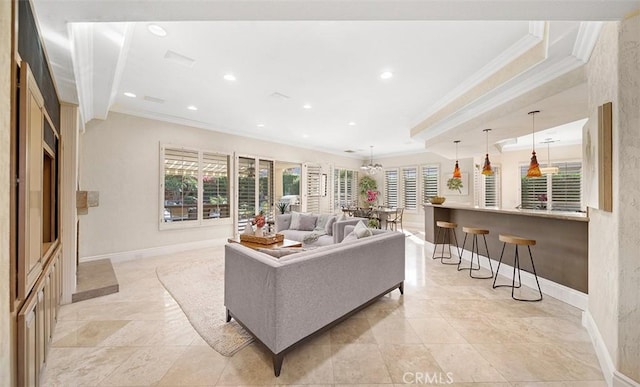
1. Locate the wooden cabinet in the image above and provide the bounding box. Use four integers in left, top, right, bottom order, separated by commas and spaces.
17, 246, 61, 387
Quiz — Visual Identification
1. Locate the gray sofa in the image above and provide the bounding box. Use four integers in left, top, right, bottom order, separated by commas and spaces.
275, 213, 366, 245
224, 228, 405, 376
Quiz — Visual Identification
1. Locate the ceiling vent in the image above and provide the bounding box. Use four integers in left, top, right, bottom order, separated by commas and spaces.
164, 50, 195, 68
144, 95, 165, 104
270, 92, 291, 100
344, 149, 356, 153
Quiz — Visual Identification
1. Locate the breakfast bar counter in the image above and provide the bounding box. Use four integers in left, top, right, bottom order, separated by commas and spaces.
423, 203, 589, 293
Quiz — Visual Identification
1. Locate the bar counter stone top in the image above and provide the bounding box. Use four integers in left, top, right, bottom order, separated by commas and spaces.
422, 202, 589, 222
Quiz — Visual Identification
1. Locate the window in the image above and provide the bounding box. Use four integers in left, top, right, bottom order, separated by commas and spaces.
162, 146, 231, 227
421, 165, 439, 201
333, 168, 358, 209
402, 167, 418, 210
520, 162, 581, 211
237, 156, 274, 232
484, 166, 500, 207
384, 169, 399, 208
551, 162, 582, 211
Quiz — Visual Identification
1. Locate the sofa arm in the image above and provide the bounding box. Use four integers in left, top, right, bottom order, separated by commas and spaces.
224, 244, 279, 351
333, 217, 367, 243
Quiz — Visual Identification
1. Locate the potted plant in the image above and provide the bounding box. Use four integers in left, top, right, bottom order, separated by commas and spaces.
276, 201, 289, 214
359, 176, 378, 206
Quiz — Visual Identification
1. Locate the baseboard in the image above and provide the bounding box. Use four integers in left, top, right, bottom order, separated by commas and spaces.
582, 311, 640, 387
431, 242, 588, 310
80, 238, 228, 263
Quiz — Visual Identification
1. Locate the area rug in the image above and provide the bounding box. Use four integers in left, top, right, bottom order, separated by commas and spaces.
156, 257, 254, 356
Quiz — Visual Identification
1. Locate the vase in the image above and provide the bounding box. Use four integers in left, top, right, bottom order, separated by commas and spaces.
254, 227, 264, 237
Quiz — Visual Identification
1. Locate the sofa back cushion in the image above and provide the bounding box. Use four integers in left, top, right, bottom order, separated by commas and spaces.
297, 214, 318, 231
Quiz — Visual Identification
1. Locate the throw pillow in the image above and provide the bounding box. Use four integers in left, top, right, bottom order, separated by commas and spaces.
289, 211, 306, 230
257, 247, 305, 258
297, 214, 318, 231
324, 215, 337, 235
341, 231, 359, 243
353, 220, 373, 239
314, 214, 331, 231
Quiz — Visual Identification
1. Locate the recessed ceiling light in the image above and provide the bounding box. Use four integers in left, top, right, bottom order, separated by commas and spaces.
187, 105, 198, 111
123, 92, 136, 98
147, 24, 167, 37
303, 104, 312, 109
348, 121, 356, 126
223, 74, 236, 82
302, 134, 310, 138
380, 71, 393, 80
257, 123, 265, 128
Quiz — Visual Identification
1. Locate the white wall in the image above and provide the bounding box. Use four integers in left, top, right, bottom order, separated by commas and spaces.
500, 143, 583, 209
585, 18, 640, 385
79, 112, 362, 258
0, 0, 12, 383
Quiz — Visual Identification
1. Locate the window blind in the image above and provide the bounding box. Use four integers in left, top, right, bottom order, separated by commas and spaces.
306, 164, 322, 214
237, 157, 256, 232
333, 169, 358, 209
520, 165, 548, 209
385, 169, 399, 208
484, 166, 500, 207
202, 152, 230, 219
402, 167, 418, 210
421, 165, 439, 202
259, 160, 274, 218
551, 162, 582, 211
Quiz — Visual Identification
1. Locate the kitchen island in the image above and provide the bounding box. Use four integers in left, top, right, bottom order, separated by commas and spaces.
423, 203, 588, 294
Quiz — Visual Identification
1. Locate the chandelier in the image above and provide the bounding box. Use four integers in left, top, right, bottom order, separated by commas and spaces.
361, 146, 383, 175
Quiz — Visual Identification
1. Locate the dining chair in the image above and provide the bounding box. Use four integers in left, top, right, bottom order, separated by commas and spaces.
387, 207, 404, 231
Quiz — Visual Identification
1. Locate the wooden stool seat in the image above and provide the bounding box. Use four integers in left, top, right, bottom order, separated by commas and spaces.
462, 227, 489, 235
499, 234, 536, 246
436, 221, 457, 229
458, 226, 493, 279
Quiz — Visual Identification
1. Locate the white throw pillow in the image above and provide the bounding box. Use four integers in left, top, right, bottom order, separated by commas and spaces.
353, 220, 373, 239
341, 231, 359, 243
289, 211, 304, 230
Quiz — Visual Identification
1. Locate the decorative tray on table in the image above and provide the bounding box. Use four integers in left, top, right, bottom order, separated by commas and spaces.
239, 233, 285, 245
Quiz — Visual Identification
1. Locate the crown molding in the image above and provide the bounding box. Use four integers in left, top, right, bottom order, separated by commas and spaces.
572, 21, 604, 62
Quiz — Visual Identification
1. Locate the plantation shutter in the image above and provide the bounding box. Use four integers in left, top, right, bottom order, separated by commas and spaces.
484, 166, 500, 207
551, 162, 582, 211
202, 152, 230, 219
259, 160, 274, 219
385, 169, 399, 208
520, 165, 547, 209
402, 167, 418, 210
306, 164, 322, 213
237, 157, 256, 232
421, 165, 439, 202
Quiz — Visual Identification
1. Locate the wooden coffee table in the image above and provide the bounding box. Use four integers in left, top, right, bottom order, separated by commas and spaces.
227, 237, 302, 250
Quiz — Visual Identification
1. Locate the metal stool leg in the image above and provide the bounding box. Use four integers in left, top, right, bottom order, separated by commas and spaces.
512, 246, 543, 302
457, 233, 469, 271
431, 226, 442, 260
482, 235, 494, 278
441, 228, 459, 265
467, 234, 493, 279
492, 242, 508, 289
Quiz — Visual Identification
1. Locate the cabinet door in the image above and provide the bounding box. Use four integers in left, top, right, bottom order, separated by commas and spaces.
18, 297, 38, 387
18, 61, 45, 300
36, 290, 46, 377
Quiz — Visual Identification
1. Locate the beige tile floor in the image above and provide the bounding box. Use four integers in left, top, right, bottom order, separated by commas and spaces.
41, 234, 604, 386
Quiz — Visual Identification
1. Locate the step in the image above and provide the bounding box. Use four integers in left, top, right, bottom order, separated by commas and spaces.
72, 259, 119, 303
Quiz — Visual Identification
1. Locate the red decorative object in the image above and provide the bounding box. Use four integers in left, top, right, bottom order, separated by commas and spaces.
252, 213, 266, 228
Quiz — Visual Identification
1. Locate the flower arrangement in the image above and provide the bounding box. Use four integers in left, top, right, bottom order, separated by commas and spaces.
252, 212, 266, 228
366, 189, 379, 207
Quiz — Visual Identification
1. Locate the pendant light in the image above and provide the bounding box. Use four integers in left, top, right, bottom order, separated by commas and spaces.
526, 110, 542, 178
481, 129, 493, 176
540, 139, 559, 175
452, 140, 462, 179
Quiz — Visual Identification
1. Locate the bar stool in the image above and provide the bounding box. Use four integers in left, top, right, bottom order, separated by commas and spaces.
431, 221, 461, 265
458, 227, 494, 279
492, 234, 543, 302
